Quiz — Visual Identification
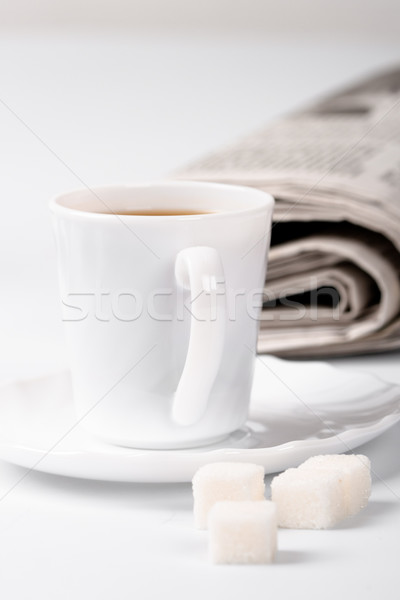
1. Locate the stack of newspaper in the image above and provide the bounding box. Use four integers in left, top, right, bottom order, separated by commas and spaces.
177, 68, 400, 357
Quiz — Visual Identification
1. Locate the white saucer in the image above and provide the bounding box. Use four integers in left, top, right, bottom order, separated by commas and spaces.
0, 356, 399, 482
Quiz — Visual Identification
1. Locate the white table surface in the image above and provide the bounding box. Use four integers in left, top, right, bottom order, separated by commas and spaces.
0, 31, 399, 600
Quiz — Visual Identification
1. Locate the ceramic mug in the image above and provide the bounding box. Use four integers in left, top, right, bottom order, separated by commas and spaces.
50, 182, 274, 449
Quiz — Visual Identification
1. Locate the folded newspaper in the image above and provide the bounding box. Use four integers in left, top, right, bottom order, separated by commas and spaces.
176, 67, 400, 357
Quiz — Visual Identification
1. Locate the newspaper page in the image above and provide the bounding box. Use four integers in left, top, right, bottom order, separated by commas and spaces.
175, 67, 400, 357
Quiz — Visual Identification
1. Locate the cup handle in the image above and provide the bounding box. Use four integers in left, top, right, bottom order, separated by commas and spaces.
172, 246, 226, 426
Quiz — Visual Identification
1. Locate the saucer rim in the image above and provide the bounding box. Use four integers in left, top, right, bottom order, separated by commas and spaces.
0, 360, 399, 482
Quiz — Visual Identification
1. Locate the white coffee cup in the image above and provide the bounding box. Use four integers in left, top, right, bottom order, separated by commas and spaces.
50, 182, 274, 449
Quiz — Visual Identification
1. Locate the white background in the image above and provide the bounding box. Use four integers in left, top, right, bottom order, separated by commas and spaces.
0, 0, 399, 38
0, 2, 399, 599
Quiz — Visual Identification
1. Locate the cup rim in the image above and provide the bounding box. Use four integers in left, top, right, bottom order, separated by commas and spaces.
49, 180, 274, 221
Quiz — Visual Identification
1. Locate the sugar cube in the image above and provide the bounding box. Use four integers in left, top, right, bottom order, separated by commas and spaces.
209, 501, 277, 564
271, 467, 347, 529
192, 462, 265, 529
299, 454, 371, 517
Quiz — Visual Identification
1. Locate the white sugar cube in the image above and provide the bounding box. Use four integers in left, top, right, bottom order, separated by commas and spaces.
209, 501, 277, 564
192, 462, 265, 529
271, 468, 347, 529
299, 454, 371, 517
